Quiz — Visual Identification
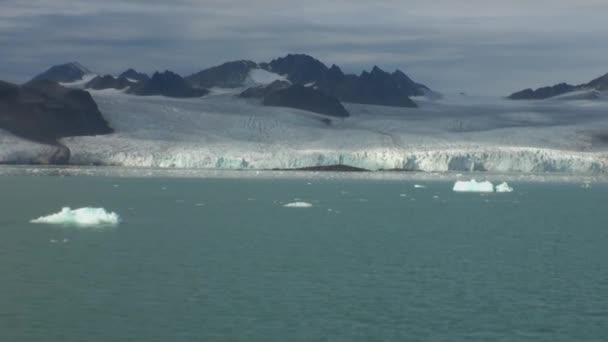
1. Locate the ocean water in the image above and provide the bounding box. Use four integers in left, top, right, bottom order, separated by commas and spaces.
1, 173, 607, 341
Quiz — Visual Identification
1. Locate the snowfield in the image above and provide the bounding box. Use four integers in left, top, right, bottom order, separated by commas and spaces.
2, 87, 608, 173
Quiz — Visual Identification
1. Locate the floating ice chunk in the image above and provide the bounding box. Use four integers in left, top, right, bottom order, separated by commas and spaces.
31, 207, 120, 227
495, 182, 514, 193
453, 179, 494, 193
414, 184, 426, 189
283, 202, 313, 208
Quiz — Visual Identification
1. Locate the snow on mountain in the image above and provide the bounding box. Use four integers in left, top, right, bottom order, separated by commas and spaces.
245, 68, 288, 86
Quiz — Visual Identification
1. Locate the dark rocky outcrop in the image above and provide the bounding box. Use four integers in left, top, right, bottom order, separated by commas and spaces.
85, 75, 135, 90
0, 80, 113, 144
186, 60, 258, 88
119, 68, 149, 82
263, 85, 350, 117
129, 71, 209, 98
509, 72, 608, 100
262, 54, 427, 107
30, 62, 90, 83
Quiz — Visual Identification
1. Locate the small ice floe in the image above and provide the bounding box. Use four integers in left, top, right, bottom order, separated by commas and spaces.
453, 179, 494, 193
399, 194, 407, 197
433, 195, 440, 199
283, 202, 313, 208
581, 182, 591, 189
31, 207, 120, 227
50, 239, 58, 243
195, 203, 205, 207
414, 184, 426, 189
161, 187, 167, 191
495, 182, 514, 193
63, 238, 69, 243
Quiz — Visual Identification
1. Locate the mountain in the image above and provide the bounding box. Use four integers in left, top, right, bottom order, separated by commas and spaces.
263, 85, 350, 118
186, 60, 258, 88
30, 62, 91, 83
0, 79, 113, 144
129, 71, 209, 98
120, 68, 150, 82
240, 80, 349, 117
261, 54, 428, 107
509, 72, 608, 100
85, 75, 135, 90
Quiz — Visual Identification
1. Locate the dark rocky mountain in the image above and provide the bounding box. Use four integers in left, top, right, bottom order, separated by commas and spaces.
85, 75, 135, 90
240, 81, 349, 117
263, 54, 329, 85
129, 71, 209, 98
262, 54, 427, 107
119, 68, 149, 82
0, 79, 113, 144
263, 85, 349, 117
509, 72, 608, 100
186, 60, 258, 89
30, 62, 90, 83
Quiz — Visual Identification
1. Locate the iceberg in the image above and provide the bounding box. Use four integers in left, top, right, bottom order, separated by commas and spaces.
283, 202, 313, 208
453, 179, 495, 193
31, 207, 120, 227
495, 182, 514, 193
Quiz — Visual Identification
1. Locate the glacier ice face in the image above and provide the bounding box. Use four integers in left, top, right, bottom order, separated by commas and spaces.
283, 202, 313, 208
453, 179, 495, 193
495, 182, 514, 193
31, 207, 120, 227
3, 88, 608, 173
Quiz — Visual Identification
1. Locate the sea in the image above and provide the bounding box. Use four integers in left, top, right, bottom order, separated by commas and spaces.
1, 167, 607, 341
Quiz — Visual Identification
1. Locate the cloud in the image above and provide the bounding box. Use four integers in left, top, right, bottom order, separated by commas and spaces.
1, 0, 607, 94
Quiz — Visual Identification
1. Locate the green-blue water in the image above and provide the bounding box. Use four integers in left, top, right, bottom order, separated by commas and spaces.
1, 175, 607, 341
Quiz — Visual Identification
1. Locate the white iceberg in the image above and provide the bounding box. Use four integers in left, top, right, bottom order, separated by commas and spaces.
414, 184, 426, 189
495, 182, 514, 193
31, 207, 120, 227
283, 202, 313, 208
453, 179, 494, 193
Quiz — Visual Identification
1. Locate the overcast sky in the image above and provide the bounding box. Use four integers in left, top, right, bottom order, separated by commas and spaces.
1, 0, 607, 95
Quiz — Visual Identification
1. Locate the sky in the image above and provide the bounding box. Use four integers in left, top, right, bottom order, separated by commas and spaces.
1, 0, 607, 95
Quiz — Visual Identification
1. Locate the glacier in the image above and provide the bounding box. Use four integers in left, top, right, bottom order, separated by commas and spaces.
31, 207, 121, 227
1, 86, 608, 173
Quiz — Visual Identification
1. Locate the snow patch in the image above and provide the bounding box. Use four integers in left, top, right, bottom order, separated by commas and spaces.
246, 69, 288, 85
31, 207, 120, 227
283, 202, 313, 208
453, 179, 494, 193
495, 182, 514, 193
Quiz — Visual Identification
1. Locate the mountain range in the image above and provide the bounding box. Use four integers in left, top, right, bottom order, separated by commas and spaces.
509, 73, 608, 100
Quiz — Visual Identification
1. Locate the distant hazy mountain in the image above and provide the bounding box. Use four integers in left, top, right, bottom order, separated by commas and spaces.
509, 73, 608, 100
128, 71, 209, 98
30, 62, 91, 83
119, 68, 150, 82
0, 79, 112, 144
